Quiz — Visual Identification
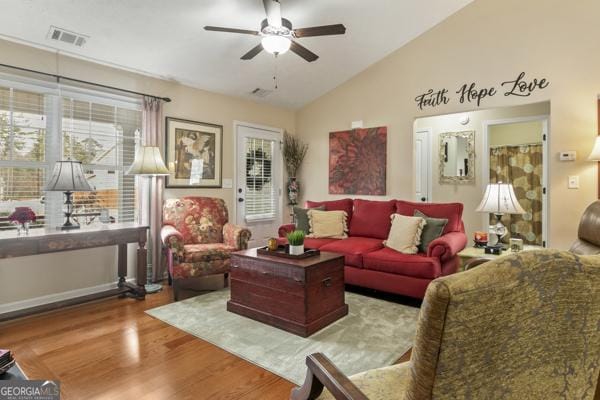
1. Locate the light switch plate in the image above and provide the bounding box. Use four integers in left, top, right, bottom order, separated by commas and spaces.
568, 176, 579, 189
222, 178, 233, 189
559, 151, 577, 161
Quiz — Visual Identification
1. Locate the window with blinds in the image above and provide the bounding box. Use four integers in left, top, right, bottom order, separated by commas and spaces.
62, 98, 139, 225
0, 80, 141, 231
244, 137, 276, 221
0, 87, 47, 230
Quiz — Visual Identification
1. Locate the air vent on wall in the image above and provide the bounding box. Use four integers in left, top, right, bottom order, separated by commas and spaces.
250, 88, 273, 98
47, 26, 88, 47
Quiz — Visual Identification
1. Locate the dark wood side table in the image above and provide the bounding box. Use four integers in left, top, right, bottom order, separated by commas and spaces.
228, 248, 348, 337
0, 223, 148, 322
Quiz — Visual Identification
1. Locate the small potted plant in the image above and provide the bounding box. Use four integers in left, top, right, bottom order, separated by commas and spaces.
287, 230, 305, 256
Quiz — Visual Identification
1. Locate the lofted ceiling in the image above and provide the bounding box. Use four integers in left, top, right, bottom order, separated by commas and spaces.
0, 0, 473, 109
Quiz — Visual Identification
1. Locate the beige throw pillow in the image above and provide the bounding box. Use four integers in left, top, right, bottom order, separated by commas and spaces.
384, 214, 427, 254
307, 210, 348, 239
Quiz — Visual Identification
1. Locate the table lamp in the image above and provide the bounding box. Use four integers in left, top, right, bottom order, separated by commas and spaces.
44, 160, 93, 230
476, 182, 526, 249
127, 145, 169, 293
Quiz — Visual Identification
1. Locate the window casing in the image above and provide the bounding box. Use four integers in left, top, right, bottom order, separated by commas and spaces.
0, 78, 141, 230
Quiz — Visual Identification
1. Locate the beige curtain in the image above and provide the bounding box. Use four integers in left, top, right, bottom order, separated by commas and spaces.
489, 143, 543, 245
139, 97, 165, 282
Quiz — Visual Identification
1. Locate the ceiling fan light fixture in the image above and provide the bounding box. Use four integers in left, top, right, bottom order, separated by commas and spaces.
261, 35, 291, 55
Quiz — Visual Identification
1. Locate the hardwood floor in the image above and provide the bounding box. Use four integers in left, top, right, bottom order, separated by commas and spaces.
1, 285, 295, 400
1, 284, 414, 400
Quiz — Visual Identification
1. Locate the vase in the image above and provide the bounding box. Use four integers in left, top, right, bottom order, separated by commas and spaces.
289, 244, 304, 255
15, 221, 30, 236
287, 177, 299, 206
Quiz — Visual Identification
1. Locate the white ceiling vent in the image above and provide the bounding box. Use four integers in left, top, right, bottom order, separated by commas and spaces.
47, 26, 88, 47
250, 88, 273, 98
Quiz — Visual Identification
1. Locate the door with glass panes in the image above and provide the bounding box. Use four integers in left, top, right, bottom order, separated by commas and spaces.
235, 123, 282, 249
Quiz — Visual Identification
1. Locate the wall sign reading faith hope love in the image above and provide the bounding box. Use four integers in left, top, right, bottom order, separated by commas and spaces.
414, 72, 550, 110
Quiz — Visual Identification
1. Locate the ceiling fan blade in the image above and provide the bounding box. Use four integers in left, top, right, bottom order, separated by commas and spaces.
263, 0, 282, 28
204, 26, 259, 35
290, 41, 319, 62
241, 43, 264, 60
293, 24, 346, 38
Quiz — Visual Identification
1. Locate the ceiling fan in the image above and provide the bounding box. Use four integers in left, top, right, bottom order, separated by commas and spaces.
204, 0, 346, 62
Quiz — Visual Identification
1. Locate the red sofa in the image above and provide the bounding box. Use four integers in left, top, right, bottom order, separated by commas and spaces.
278, 198, 467, 299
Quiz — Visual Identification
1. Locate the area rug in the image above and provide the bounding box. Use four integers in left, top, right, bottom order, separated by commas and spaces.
146, 290, 419, 385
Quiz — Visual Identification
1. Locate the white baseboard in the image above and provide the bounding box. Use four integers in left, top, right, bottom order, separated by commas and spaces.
0, 279, 136, 314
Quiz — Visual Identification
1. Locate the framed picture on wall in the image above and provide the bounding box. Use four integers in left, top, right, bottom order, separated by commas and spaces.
165, 117, 223, 188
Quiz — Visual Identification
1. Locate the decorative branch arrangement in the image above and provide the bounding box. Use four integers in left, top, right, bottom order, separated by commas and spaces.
283, 132, 308, 178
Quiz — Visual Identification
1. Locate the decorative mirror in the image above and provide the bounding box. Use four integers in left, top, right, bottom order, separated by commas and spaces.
439, 130, 475, 184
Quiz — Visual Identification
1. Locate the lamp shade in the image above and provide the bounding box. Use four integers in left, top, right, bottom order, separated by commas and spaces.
476, 182, 526, 215
44, 160, 93, 192
588, 136, 600, 160
126, 146, 169, 176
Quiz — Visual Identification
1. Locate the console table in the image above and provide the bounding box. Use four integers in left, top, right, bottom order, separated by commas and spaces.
0, 223, 148, 322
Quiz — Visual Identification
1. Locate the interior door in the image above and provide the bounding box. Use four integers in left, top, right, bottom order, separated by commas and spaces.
414, 129, 432, 202
236, 124, 282, 248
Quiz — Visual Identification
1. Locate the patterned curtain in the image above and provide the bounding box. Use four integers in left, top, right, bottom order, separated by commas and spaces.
489, 144, 543, 245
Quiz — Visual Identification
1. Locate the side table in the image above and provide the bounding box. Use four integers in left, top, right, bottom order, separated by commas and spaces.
458, 245, 544, 271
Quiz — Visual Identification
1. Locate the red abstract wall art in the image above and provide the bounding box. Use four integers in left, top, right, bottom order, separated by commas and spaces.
329, 126, 387, 195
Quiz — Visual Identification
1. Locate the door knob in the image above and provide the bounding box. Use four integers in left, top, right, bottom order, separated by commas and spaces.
421, 197, 427, 202
238, 198, 244, 202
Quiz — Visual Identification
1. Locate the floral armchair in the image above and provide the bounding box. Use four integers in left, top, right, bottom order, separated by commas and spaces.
161, 196, 251, 300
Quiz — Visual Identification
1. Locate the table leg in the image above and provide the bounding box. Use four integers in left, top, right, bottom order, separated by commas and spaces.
117, 244, 127, 288
134, 240, 147, 299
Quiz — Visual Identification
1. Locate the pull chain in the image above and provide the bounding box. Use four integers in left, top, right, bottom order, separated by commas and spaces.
273, 54, 278, 90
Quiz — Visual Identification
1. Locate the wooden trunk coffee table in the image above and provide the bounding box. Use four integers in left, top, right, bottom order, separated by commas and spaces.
228, 248, 348, 337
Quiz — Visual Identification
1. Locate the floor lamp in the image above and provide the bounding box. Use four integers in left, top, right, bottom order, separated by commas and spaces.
126, 146, 169, 293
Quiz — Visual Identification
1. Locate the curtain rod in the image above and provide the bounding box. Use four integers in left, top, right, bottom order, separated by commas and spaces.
0, 63, 171, 103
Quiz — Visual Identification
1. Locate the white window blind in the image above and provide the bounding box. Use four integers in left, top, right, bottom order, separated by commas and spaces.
0, 78, 142, 231
245, 137, 276, 221
61, 97, 140, 225
0, 87, 48, 230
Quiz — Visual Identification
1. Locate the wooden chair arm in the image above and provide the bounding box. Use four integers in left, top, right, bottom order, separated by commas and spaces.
464, 257, 492, 270
291, 353, 368, 400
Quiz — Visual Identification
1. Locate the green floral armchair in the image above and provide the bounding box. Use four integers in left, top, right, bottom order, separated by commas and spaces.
161, 196, 251, 300
293, 250, 600, 399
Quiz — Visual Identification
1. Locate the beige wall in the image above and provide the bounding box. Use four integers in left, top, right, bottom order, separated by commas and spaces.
0, 38, 295, 305
414, 102, 549, 240
296, 0, 600, 250
489, 121, 543, 147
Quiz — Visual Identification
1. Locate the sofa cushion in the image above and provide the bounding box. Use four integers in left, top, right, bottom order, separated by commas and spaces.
276, 237, 338, 249
415, 210, 448, 253
363, 248, 442, 279
306, 198, 354, 224
307, 210, 348, 238
183, 243, 236, 263
348, 199, 396, 239
396, 200, 463, 234
293, 205, 325, 234
384, 214, 426, 254
320, 236, 384, 268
